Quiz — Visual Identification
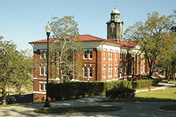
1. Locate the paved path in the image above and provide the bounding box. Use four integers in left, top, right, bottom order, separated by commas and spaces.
0, 86, 176, 117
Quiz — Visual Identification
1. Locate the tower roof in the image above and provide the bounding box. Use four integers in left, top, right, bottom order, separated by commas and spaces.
111, 5, 120, 14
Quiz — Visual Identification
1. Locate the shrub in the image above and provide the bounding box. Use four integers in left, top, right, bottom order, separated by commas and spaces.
105, 86, 135, 99
152, 79, 160, 86
6, 96, 16, 104
47, 79, 157, 101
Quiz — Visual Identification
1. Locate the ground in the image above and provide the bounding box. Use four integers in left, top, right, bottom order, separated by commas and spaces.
0, 95, 176, 116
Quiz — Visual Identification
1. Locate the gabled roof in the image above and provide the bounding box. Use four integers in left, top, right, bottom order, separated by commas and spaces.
29, 34, 136, 48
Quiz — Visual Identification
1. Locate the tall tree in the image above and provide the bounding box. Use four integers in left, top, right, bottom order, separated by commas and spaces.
159, 10, 176, 80
124, 12, 175, 78
49, 16, 83, 83
0, 40, 33, 105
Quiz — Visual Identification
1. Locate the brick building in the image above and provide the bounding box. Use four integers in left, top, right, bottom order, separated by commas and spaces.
29, 7, 150, 102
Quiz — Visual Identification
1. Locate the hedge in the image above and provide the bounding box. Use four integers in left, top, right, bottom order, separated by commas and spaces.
47, 79, 160, 101
106, 86, 135, 99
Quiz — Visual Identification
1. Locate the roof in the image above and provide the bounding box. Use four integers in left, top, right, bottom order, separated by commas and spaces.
111, 8, 120, 14
111, 5, 120, 14
29, 34, 136, 48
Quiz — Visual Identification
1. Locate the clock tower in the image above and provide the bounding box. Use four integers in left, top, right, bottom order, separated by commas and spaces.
107, 6, 124, 41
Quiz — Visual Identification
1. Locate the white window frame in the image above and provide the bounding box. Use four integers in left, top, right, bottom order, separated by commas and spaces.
40, 66, 44, 76
111, 51, 113, 60
115, 67, 117, 76
83, 49, 88, 59
83, 66, 87, 78
40, 50, 44, 59
108, 66, 111, 77
44, 50, 47, 59
103, 67, 106, 78
44, 66, 47, 76
44, 82, 47, 91
111, 66, 113, 77
89, 66, 93, 78
89, 49, 93, 59
103, 49, 106, 60
39, 83, 44, 91
108, 51, 111, 60
115, 51, 117, 61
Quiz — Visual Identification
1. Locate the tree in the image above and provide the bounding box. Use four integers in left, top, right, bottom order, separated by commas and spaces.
49, 16, 83, 83
0, 40, 33, 105
124, 12, 175, 78
159, 10, 176, 80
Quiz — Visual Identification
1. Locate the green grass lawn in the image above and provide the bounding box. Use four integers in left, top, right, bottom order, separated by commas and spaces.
135, 87, 176, 101
99, 87, 176, 102
168, 80, 176, 84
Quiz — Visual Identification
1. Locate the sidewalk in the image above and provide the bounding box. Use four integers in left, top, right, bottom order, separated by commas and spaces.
135, 86, 167, 93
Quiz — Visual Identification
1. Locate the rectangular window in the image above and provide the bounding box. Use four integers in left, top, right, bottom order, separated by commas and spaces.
89, 49, 93, 59
44, 66, 47, 76
44, 50, 47, 59
39, 83, 43, 91
40, 50, 43, 59
115, 67, 117, 76
108, 52, 111, 60
44, 84, 46, 91
120, 53, 122, 60
108, 67, 111, 76
89, 67, 93, 78
124, 54, 126, 60
84, 49, 88, 59
103, 49, 106, 60
40, 67, 44, 76
84, 67, 87, 77
111, 52, 112, 60
111, 66, 113, 77
103, 67, 106, 78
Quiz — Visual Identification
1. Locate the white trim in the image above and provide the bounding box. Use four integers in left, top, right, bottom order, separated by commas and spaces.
39, 81, 46, 84
33, 91, 46, 94
103, 44, 120, 53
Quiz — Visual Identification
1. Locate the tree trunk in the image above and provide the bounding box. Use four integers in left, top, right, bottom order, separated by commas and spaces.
2, 88, 7, 105
165, 68, 168, 80
172, 72, 175, 80
147, 59, 153, 79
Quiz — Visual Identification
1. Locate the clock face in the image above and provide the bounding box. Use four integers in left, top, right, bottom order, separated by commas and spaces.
110, 22, 115, 28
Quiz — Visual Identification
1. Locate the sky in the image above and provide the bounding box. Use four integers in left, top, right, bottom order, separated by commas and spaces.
0, 0, 175, 51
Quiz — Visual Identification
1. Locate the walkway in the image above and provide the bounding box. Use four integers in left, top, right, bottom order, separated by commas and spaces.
0, 86, 176, 117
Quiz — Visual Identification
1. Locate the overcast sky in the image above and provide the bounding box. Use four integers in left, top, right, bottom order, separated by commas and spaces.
0, 0, 175, 51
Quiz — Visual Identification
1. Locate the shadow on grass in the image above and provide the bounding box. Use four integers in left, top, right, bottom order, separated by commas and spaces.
160, 105, 176, 111
34, 106, 121, 113
98, 97, 176, 102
